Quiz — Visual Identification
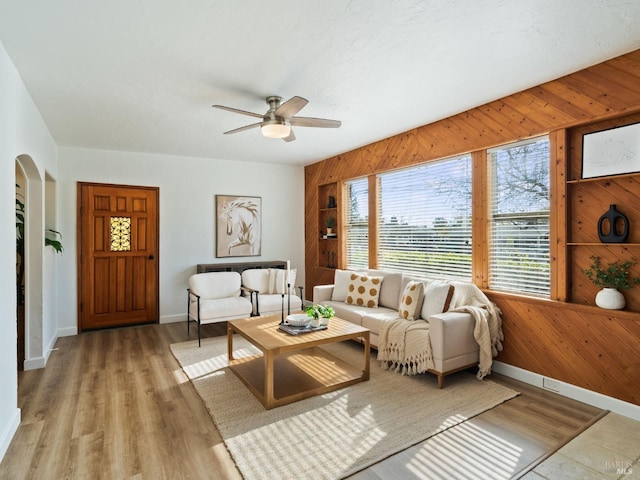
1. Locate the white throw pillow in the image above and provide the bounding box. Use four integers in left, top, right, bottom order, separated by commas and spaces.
287, 269, 297, 293
345, 273, 384, 308
398, 280, 425, 320
241, 269, 270, 293
420, 281, 454, 320
364, 269, 403, 310
331, 269, 355, 302
267, 268, 297, 294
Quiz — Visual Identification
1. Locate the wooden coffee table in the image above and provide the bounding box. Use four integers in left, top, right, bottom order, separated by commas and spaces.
227, 314, 370, 409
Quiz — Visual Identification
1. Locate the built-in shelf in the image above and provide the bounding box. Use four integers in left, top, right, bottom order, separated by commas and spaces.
318, 182, 339, 272
567, 171, 640, 184
566, 114, 640, 313
567, 243, 640, 246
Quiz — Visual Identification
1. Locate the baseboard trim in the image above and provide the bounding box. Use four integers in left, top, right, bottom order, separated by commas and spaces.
0, 408, 21, 463
492, 361, 640, 421
57, 326, 77, 337
160, 314, 185, 324
23, 356, 45, 371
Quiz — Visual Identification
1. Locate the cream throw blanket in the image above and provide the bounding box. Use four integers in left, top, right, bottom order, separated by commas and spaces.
378, 319, 433, 375
378, 282, 503, 380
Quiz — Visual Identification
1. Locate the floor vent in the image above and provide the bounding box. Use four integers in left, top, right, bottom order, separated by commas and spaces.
542, 377, 560, 392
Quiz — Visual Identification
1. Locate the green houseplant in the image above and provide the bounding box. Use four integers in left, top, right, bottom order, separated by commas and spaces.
325, 216, 336, 235
582, 256, 640, 309
45, 229, 64, 253
16, 184, 63, 305
305, 304, 335, 326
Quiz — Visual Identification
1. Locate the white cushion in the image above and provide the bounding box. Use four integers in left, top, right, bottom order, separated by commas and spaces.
323, 300, 365, 325
361, 309, 404, 333
398, 280, 425, 320
331, 269, 355, 302
345, 273, 384, 308
241, 269, 270, 293
267, 268, 297, 294
420, 281, 454, 320
190, 297, 252, 322
364, 269, 403, 309
255, 294, 303, 314
188, 272, 241, 299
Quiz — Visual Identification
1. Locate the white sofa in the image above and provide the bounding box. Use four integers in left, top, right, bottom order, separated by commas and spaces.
313, 269, 489, 388
241, 268, 302, 316
187, 271, 254, 346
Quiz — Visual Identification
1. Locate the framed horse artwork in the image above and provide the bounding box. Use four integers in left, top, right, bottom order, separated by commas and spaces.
216, 195, 262, 257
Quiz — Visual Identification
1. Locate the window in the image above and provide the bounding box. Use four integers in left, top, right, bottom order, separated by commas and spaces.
488, 136, 550, 295
377, 155, 472, 280
345, 178, 369, 269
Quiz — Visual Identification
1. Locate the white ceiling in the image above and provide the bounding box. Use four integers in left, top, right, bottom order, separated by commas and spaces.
1, 1, 639, 166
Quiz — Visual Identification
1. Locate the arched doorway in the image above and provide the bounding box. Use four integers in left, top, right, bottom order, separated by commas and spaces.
15, 155, 44, 371
15, 166, 26, 370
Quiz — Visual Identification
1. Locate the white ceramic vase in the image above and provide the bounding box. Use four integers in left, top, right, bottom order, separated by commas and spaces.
595, 288, 625, 310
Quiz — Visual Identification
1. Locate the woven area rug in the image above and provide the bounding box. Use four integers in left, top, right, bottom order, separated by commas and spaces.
170, 335, 518, 480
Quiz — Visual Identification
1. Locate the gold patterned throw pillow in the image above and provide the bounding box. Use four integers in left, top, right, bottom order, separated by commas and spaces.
399, 280, 425, 320
345, 273, 383, 308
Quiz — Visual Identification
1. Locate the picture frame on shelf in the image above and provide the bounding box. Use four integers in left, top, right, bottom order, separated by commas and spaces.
582, 121, 640, 179
215, 194, 262, 257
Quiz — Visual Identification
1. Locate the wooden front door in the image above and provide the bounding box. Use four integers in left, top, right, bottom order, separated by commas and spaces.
78, 183, 159, 331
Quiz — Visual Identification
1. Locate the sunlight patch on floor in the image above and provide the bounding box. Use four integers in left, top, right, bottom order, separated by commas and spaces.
404, 418, 523, 480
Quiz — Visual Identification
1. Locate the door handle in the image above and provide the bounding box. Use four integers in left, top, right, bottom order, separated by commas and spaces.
148, 255, 155, 260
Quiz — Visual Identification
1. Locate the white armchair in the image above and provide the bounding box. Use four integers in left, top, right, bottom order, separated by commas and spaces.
187, 271, 254, 346
241, 268, 303, 316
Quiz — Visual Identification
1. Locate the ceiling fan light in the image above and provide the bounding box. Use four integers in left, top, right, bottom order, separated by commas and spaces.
261, 119, 290, 139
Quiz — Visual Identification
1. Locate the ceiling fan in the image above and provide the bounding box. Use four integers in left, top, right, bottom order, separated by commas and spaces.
212, 96, 341, 142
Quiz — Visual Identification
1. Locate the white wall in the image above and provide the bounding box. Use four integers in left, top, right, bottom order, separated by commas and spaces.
1, 37, 305, 461
0, 41, 57, 461
56, 147, 306, 332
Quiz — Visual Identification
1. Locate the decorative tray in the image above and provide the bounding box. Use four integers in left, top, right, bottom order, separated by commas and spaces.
279, 324, 328, 336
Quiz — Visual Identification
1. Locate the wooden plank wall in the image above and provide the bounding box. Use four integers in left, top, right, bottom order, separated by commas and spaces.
305, 49, 640, 406
493, 293, 640, 406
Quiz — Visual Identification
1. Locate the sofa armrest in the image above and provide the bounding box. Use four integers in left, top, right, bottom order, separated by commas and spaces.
187, 288, 201, 321
313, 284, 334, 303
240, 285, 257, 296
240, 286, 259, 316
428, 311, 476, 361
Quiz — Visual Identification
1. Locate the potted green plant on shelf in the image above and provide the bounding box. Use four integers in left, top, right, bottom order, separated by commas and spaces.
582, 255, 640, 310
305, 304, 335, 327
325, 216, 336, 235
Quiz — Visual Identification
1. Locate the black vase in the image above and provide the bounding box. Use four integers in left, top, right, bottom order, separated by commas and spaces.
597, 204, 629, 243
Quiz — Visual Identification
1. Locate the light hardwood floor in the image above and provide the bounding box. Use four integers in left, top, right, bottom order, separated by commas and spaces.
0, 322, 606, 479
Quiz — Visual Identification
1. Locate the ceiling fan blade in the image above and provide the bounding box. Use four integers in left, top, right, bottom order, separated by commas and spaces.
223, 122, 261, 135
275, 96, 308, 119
282, 129, 296, 142
212, 105, 264, 119
290, 117, 341, 128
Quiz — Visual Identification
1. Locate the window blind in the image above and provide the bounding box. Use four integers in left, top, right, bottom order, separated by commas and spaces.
488, 136, 550, 296
376, 156, 472, 281
345, 178, 369, 270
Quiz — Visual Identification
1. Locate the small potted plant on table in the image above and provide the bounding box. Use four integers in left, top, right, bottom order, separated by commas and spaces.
305, 304, 335, 327
582, 256, 640, 309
